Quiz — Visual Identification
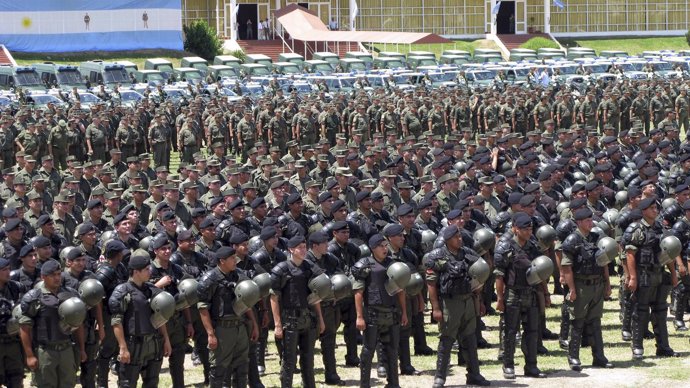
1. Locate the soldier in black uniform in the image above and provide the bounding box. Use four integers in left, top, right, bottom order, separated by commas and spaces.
426, 225, 490, 387
328, 220, 362, 367
623, 197, 679, 360
149, 236, 193, 388
198, 245, 260, 388
0, 257, 25, 388
61, 248, 104, 388
352, 233, 408, 388
270, 235, 326, 388
670, 199, 690, 331
109, 253, 172, 388
494, 213, 547, 379
10, 244, 39, 290
18, 259, 85, 388
95, 239, 130, 388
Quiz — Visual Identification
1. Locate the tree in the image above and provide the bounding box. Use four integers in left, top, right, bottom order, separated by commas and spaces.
183, 20, 222, 60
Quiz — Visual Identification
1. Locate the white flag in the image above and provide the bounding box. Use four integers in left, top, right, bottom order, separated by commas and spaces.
492, 1, 502, 15
349, 0, 358, 30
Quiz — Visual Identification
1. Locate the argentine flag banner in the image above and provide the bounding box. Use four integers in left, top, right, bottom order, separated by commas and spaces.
0, 0, 183, 52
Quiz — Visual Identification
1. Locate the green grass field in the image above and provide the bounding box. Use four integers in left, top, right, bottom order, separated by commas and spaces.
13, 49, 189, 69
557, 36, 689, 56
132, 291, 690, 388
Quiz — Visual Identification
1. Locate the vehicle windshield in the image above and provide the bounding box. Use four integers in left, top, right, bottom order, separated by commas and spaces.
15, 70, 42, 86
366, 76, 385, 87
419, 58, 437, 66
428, 72, 454, 82
314, 63, 333, 73
348, 62, 366, 71
217, 69, 238, 78
120, 91, 143, 101
653, 62, 673, 71
80, 93, 100, 102
103, 68, 129, 83
56, 70, 84, 85
471, 71, 494, 80
191, 63, 207, 71
339, 78, 356, 88
158, 65, 174, 73
582, 63, 609, 73
31, 94, 60, 104
281, 65, 301, 74
147, 73, 165, 82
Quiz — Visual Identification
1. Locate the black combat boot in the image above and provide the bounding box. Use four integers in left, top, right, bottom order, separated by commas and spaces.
568, 320, 584, 371
462, 335, 491, 386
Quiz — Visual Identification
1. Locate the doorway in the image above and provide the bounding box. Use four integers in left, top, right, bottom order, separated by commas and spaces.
237, 4, 258, 40
496, 1, 515, 34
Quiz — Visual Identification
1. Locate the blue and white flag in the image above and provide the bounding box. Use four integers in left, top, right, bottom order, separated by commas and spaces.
553, 0, 566, 10
0, 0, 183, 52
492, 1, 502, 15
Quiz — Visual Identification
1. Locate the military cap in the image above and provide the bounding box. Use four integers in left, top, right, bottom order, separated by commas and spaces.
638, 197, 657, 210
368, 234, 386, 248
442, 225, 461, 240
36, 214, 53, 227
113, 212, 127, 225
128, 255, 151, 270
260, 226, 277, 241
77, 223, 97, 236
4, 218, 21, 232
227, 199, 244, 210
318, 192, 333, 204
40, 259, 62, 276
397, 204, 414, 217
383, 223, 404, 237
512, 212, 533, 228
356, 191, 371, 202
569, 197, 587, 209
199, 217, 215, 229
309, 231, 329, 245
228, 231, 249, 244
287, 236, 306, 248
0, 258, 9, 269
574, 208, 593, 221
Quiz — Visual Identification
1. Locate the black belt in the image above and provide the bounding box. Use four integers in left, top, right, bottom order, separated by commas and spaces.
575, 277, 603, 285
507, 286, 535, 294
214, 319, 244, 328
283, 308, 310, 318
126, 333, 158, 343
38, 341, 72, 351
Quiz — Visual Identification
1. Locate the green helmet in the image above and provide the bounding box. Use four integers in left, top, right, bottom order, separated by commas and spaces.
331, 274, 353, 301
596, 236, 618, 267
175, 278, 199, 311
6, 304, 21, 336
384, 262, 412, 296
139, 236, 154, 251
59, 246, 79, 263
358, 243, 371, 258
662, 197, 677, 210
253, 273, 271, 299
307, 273, 332, 305
405, 272, 424, 296
78, 278, 105, 308
58, 297, 87, 334
556, 202, 569, 215
421, 230, 438, 252
100, 231, 116, 245
602, 209, 619, 227
535, 225, 557, 250
232, 280, 261, 316
472, 228, 495, 256
150, 291, 176, 329
469, 258, 491, 291
526, 256, 553, 286
659, 235, 682, 266
615, 191, 628, 209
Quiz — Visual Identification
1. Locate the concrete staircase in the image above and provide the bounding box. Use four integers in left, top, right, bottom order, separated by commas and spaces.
236, 39, 359, 60
496, 33, 555, 51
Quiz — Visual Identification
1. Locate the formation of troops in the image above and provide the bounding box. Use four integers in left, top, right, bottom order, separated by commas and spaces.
2, 70, 690, 388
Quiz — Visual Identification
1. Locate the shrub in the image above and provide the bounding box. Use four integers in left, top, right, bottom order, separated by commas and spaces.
686, 30, 690, 46
519, 37, 561, 51
230, 50, 247, 62
183, 20, 222, 60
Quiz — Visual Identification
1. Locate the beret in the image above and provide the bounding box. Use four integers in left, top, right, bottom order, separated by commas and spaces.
40, 259, 61, 275
32, 236, 51, 248
397, 204, 414, 216
287, 192, 303, 205
676, 184, 690, 194
383, 223, 404, 237
20, 244, 36, 258
191, 207, 207, 217
571, 182, 585, 193
250, 197, 266, 209
628, 185, 642, 199
442, 224, 460, 240
287, 235, 306, 248
0, 258, 9, 269
318, 192, 333, 204
371, 192, 384, 201
227, 199, 244, 210
331, 200, 347, 213
151, 235, 171, 250
113, 212, 127, 226
36, 214, 53, 227
331, 220, 349, 231
368, 234, 386, 248
454, 199, 470, 211
208, 196, 224, 209
507, 192, 524, 206
229, 231, 249, 245
260, 226, 277, 241
4, 218, 21, 232
161, 211, 176, 221
177, 229, 193, 241
524, 183, 540, 194
569, 197, 587, 209
77, 222, 96, 236
512, 212, 533, 228
638, 196, 657, 211
105, 239, 127, 255
356, 191, 371, 202
87, 199, 103, 210
682, 199, 690, 211
66, 247, 85, 261
585, 180, 601, 191
128, 255, 151, 270
418, 199, 432, 209
325, 179, 338, 191
519, 194, 535, 207
446, 209, 462, 220
309, 231, 329, 244
574, 208, 593, 221
2, 208, 17, 218
199, 217, 215, 229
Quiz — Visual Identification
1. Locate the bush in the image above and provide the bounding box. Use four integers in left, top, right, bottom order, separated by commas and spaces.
183, 20, 222, 60
230, 50, 247, 62
519, 37, 561, 51
686, 30, 690, 46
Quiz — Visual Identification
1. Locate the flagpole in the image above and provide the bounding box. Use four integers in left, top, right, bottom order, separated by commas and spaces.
544, 0, 550, 33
